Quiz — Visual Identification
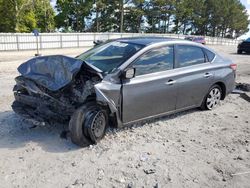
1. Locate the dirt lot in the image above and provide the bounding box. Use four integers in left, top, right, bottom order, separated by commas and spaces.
0, 46, 249, 188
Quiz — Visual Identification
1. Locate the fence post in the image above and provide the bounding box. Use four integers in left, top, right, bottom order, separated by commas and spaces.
16, 35, 19, 51
39, 35, 42, 50
94, 33, 96, 42
60, 34, 63, 48
77, 34, 80, 48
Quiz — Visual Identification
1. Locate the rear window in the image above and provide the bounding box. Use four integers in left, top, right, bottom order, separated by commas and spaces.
204, 49, 215, 62
177, 45, 206, 68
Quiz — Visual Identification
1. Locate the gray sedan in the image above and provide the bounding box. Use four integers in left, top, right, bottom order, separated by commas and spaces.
12, 37, 236, 147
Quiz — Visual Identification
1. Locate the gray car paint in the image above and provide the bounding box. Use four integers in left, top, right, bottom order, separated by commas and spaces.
94, 40, 235, 127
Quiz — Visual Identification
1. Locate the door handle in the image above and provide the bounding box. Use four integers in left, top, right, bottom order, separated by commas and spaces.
165, 79, 176, 85
204, 73, 213, 78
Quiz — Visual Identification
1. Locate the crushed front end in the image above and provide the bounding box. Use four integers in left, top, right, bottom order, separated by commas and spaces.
12, 55, 102, 124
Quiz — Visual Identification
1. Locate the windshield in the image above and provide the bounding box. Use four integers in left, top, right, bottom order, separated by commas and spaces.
77, 41, 144, 74
246, 38, 250, 42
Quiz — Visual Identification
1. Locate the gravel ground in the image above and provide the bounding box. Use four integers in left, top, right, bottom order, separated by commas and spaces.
0, 45, 249, 188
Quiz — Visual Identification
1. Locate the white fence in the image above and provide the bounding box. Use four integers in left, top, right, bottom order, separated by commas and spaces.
0, 32, 241, 51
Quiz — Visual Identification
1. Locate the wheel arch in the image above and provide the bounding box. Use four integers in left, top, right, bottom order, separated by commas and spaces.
213, 81, 226, 100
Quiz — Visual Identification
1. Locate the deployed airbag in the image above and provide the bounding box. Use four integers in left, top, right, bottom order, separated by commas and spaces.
18, 55, 84, 91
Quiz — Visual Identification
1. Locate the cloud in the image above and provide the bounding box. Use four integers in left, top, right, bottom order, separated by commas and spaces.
247, 8, 250, 16
50, 0, 56, 8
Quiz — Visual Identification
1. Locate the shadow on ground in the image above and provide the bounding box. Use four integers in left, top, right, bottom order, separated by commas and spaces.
0, 108, 199, 153
0, 111, 79, 153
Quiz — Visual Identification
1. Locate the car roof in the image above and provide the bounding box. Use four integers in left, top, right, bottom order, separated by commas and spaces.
116, 37, 183, 46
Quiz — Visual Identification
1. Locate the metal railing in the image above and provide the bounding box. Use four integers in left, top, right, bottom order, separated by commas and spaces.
0, 32, 241, 51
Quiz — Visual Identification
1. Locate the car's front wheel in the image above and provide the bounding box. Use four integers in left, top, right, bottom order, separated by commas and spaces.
69, 102, 108, 147
201, 85, 222, 110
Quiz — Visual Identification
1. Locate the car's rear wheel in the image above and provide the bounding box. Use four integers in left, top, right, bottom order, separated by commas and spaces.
237, 50, 243, 54
201, 85, 222, 110
69, 102, 108, 147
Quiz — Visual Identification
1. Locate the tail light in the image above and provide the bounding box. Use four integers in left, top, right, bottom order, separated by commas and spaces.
230, 64, 237, 71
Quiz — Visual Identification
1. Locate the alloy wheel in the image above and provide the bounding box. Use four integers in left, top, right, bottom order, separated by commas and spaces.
206, 87, 221, 110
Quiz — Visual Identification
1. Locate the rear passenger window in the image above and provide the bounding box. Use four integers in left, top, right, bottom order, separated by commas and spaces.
177, 45, 205, 68
133, 46, 174, 76
204, 49, 215, 62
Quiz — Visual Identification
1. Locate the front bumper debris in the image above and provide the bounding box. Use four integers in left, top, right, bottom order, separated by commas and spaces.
12, 92, 75, 124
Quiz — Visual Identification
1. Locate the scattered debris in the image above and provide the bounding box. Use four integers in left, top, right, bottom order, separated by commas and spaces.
231, 89, 245, 94
153, 183, 159, 188
232, 83, 250, 103
97, 169, 105, 180
140, 153, 150, 162
143, 169, 156, 174
232, 171, 250, 176
71, 162, 77, 167
193, 179, 199, 183
235, 83, 250, 92
115, 177, 125, 183
127, 182, 134, 188
240, 93, 250, 103
233, 156, 243, 160
72, 179, 85, 186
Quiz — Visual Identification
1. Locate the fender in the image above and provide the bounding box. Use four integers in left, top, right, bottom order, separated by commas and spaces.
94, 81, 123, 128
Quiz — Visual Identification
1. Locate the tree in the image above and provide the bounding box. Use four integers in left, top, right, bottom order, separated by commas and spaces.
0, 0, 16, 32
123, 0, 146, 33
0, 0, 55, 33
54, 0, 249, 37
0, 0, 36, 32
55, 0, 93, 32
146, 0, 175, 33
0, 0, 249, 37
34, 0, 55, 32
89, 0, 120, 32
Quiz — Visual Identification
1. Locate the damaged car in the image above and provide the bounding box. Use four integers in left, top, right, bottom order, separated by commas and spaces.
12, 37, 236, 147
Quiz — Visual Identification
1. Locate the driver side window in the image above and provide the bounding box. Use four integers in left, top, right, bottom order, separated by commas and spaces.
133, 45, 174, 76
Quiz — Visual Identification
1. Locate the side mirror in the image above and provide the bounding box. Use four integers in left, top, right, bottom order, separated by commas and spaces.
124, 68, 136, 79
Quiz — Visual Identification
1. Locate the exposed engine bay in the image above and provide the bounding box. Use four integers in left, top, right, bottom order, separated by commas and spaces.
12, 55, 102, 124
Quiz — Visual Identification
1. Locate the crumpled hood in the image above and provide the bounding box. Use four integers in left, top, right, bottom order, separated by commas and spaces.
18, 55, 85, 91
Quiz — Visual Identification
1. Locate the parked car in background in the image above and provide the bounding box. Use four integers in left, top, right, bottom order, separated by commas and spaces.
12, 37, 236, 147
237, 38, 250, 54
185, 36, 206, 45
93, 40, 107, 46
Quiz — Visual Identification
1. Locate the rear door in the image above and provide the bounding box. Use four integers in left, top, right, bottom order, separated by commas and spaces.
122, 45, 178, 124
175, 45, 215, 109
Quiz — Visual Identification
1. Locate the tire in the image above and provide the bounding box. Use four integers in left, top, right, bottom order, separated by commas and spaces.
201, 84, 222, 110
237, 50, 242, 54
69, 102, 108, 147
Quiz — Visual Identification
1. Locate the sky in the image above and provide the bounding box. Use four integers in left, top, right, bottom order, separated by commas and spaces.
50, 0, 250, 39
